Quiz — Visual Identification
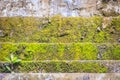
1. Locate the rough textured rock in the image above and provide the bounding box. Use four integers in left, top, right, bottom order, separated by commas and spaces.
1, 73, 120, 80
97, 45, 107, 60
0, 0, 120, 17
104, 61, 120, 73
118, 38, 120, 43
98, 0, 120, 16
0, 30, 4, 37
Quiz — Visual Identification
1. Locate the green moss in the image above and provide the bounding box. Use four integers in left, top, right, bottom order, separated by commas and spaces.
0, 44, 19, 61
0, 16, 120, 73
0, 43, 120, 61
0, 61, 108, 73
102, 44, 120, 59
111, 16, 120, 31
0, 16, 119, 43
94, 31, 110, 43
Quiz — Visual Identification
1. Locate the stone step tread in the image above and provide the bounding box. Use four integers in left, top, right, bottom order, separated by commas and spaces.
1, 73, 120, 80
0, 16, 120, 43
0, 43, 120, 61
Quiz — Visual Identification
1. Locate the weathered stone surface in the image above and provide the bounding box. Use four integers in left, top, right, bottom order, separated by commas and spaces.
1, 73, 120, 80
0, 30, 4, 37
97, 45, 107, 60
98, 0, 120, 16
0, 0, 120, 17
118, 38, 120, 43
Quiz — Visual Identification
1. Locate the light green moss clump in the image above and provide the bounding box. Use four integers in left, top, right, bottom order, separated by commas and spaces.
0, 43, 120, 61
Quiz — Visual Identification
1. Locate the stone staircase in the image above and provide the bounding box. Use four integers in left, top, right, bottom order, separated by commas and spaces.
0, 16, 120, 80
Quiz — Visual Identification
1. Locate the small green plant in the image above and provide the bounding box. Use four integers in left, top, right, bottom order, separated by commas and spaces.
5, 54, 21, 72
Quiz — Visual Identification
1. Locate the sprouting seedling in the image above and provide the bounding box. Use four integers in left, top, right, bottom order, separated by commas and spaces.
5, 54, 21, 72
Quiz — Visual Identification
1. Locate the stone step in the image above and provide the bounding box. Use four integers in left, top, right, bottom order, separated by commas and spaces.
0, 16, 120, 43
1, 73, 120, 80
1, 60, 120, 73
0, 43, 119, 61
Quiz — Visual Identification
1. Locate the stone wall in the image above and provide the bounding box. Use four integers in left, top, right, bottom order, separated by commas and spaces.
0, 0, 120, 17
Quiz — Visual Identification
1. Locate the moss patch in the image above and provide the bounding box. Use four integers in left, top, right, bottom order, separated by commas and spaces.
0, 43, 120, 61
0, 61, 108, 73
0, 16, 119, 43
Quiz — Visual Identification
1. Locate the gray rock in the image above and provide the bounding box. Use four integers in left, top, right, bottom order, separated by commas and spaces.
97, 27, 101, 32
96, 0, 103, 10
0, 74, 6, 80
82, 75, 90, 80
0, 30, 4, 37
118, 38, 120, 43
45, 75, 55, 80
97, 45, 107, 59
76, 75, 90, 80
